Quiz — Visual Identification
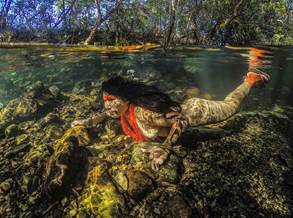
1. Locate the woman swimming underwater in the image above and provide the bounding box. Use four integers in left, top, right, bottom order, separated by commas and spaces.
71, 72, 270, 169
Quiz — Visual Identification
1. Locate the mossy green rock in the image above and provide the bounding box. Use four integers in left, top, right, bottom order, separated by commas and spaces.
5, 124, 22, 138
69, 160, 125, 217
14, 98, 38, 118
0, 100, 17, 121
48, 85, 61, 97
54, 126, 91, 151
157, 152, 181, 183
0, 178, 13, 193
131, 142, 153, 171
15, 134, 29, 145
41, 113, 61, 127
114, 169, 155, 201
45, 125, 64, 141
23, 148, 45, 166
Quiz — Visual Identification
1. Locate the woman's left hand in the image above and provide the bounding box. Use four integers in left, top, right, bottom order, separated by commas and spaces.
141, 146, 169, 171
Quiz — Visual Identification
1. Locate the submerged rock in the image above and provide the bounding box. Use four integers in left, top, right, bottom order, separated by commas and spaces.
44, 135, 89, 200
0, 100, 18, 135
0, 178, 13, 194
114, 169, 155, 201
15, 134, 29, 145
0, 84, 62, 135
54, 126, 92, 151
5, 124, 22, 138
48, 85, 61, 97
42, 125, 102, 201
44, 125, 64, 141
68, 160, 125, 217
4, 142, 31, 159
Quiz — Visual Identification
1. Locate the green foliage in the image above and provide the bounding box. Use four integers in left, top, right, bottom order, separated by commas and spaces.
0, 0, 292, 45
272, 34, 293, 46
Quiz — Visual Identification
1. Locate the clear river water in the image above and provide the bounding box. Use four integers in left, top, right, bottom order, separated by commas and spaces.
0, 46, 292, 111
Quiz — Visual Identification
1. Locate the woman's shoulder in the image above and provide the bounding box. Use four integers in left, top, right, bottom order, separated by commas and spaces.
134, 105, 163, 122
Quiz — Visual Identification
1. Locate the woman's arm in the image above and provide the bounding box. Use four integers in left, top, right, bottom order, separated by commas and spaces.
136, 107, 188, 170
71, 112, 108, 128
160, 113, 188, 146
136, 107, 188, 146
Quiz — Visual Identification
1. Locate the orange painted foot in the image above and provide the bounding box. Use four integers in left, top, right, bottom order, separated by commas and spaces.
244, 71, 270, 86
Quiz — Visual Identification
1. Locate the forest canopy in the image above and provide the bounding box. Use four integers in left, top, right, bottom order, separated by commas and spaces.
0, 0, 292, 46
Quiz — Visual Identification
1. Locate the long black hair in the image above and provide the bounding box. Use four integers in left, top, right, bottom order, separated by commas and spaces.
101, 76, 181, 114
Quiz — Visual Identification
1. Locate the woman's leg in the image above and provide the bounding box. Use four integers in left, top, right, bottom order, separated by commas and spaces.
181, 72, 270, 127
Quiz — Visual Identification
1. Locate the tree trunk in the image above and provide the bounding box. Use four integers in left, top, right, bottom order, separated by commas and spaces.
85, 26, 99, 45
209, 0, 244, 42
84, 0, 101, 45
84, 0, 123, 45
0, 0, 13, 31
163, 0, 177, 50
62, 0, 67, 30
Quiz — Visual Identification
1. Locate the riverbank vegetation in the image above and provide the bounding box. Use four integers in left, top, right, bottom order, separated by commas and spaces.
0, 0, 292, 47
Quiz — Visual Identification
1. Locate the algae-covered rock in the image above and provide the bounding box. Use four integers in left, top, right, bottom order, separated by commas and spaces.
0, 178, 13, 194
5, 142, 31, 159
41, 123, 93, 202
44, 135, 89, 200
14, 97, 39, 118
45, 125, 64, 141
114, 169, 155, 201
126, 170, 155, 201
23, 147, 46, 166
41, 113, 61, 126
0, 99, 17, 122
5, 124, 22, 138
155, 149, 182, 184
15, 134, 29, 145
0, 84, 62, 137
54, 126, 91, 151
48, 85, 61, 97
69, 160, 125, 217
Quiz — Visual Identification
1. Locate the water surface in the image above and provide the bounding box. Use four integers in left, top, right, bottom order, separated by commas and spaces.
0, 46, 292, 110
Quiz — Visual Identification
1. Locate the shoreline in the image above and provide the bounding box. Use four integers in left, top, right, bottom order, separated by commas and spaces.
0, 42, 292, 52
0, 42, 160, 52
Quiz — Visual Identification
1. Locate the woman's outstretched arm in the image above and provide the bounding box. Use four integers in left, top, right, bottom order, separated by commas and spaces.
71, 112, 108, 128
